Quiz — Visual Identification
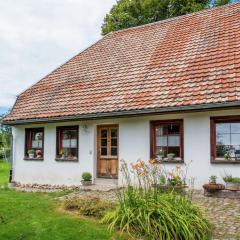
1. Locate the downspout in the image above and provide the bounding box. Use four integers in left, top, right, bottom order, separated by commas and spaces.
9, 133, 13, 183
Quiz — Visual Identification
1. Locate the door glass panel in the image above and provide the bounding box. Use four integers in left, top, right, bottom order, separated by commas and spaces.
111, 128, 117, 138
101, 139, 107, 146
111, 138, 117, 147
111, 147, 117, 156
101, 147, 107, 156
101, 129, 107, 138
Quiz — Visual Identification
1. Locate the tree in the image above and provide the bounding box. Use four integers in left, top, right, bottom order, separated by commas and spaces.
101, 0, 231, 35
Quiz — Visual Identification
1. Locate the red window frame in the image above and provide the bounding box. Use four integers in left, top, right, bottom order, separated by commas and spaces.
56, 126, 79, 161
211, 116, 240, 163
150, 119, 184, 162
25, 128, 44, 160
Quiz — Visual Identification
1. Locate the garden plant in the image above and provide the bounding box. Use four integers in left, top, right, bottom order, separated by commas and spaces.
102, 159, 211, 240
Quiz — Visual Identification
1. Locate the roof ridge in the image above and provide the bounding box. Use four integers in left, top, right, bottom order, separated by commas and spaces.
111, 2, 240, 35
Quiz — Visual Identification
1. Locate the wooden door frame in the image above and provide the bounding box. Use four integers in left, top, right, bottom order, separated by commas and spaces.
97, 124, 119, 179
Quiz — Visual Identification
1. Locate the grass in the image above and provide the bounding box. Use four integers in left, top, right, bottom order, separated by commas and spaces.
0, 161, 123, 240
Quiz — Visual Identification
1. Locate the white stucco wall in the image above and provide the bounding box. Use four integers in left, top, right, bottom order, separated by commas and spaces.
11, 109, 240, 188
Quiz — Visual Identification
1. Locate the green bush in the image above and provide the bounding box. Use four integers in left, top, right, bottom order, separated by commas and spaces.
81, 172, 92, 181
64, 196, 116, 218
102, 160, 211, 240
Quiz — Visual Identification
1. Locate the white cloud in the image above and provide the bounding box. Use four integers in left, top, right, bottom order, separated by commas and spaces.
0, 0, 116, 108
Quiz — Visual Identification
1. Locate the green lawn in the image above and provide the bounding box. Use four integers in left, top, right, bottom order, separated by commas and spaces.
0, 161, 122, 240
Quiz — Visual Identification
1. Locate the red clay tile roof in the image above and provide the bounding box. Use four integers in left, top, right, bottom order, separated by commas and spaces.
4, 3, 240, 123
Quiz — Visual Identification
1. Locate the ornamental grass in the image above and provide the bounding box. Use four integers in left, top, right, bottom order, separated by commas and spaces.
102, 160, 211, 240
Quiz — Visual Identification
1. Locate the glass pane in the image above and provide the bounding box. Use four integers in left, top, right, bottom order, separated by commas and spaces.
231, 134, 240, 146
111, 138, 117, 147
111, 128, 117, 138
234, 146, 240, 159
67, 148, 78, 159
216, 134, 230, 145
101, 139, 107, 147
101, 129, 107, 138
156, 147, 167, 157
168, 147, 180, 158
62, 139, 71, 148
156, 136, 167, 147
62, 130, 77, 140
216, 145, 229, 158
111, 147, 117, 156
32, 131, 43, 148
156, 127, 163, 136
168, 124, 180, 134
168, 136, 180, 146
101, 147, 107, 156
216, 123, 230, 134
32, 140, 42, 148
231, 123, 240, 133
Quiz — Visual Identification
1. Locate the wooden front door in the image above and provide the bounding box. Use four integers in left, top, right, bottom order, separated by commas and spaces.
97, 125, 118, 178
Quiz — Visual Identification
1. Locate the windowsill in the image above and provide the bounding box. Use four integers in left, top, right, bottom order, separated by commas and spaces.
24, 158, 43, 161
156, 159, 184, 164
55, 158, 78, 162
211, 159, 240, 164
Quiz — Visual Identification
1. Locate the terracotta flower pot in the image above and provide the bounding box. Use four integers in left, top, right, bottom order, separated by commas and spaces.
203, 183, 225, 193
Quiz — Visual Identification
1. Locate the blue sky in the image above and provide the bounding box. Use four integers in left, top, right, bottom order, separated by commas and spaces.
0, 0, 116, 111
0, 107, 9, 115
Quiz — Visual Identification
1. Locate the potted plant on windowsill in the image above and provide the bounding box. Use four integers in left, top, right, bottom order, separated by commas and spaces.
167, 153, 175, 161
81, 172, 92, 186
156, 149, 164, 161
223, 174, 240, 190
27, 149, 35, 159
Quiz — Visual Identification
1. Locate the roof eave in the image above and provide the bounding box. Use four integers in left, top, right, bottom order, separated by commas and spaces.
2, 101, 240, 126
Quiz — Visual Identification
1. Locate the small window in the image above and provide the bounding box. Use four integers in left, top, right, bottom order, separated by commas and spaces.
56, 126, 79, 161
211, 116, 240, 162
150, 120, 184, 162
25, 128, 44, 160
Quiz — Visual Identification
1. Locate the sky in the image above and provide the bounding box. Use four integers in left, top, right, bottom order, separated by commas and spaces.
0, 0, 116, 114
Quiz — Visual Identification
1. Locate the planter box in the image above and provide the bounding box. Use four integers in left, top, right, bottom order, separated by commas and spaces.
225, 182, 240, 191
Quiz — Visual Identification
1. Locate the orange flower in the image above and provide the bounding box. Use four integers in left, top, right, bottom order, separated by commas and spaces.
149, 159, 157, 164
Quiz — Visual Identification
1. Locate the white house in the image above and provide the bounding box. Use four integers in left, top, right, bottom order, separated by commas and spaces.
3, 3, 240, 188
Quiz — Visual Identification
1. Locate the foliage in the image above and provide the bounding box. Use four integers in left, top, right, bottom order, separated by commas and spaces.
81, 172, 92, 181
64, 196, 116, 218
101, 0, 231, 35
102, 160, 211, 239
223, 174, 240, 183
0, 161, 10, 186
209, 175, 217, 184
27, 149, 35, 154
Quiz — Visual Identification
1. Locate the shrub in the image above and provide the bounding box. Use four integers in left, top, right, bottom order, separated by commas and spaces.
222, 174, 240, 183
64, 196, 116, 218
81, 172, 92, 181
102, 160, 211, 240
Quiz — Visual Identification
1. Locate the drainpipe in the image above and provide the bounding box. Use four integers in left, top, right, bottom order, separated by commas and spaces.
9, 134, 13, 183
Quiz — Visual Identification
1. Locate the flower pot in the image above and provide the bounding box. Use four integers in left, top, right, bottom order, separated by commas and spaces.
81, 180, 92, 186
203, 183, 225, 193
167, 153, 175, 160
156, 155, 163, 161
225, 182, 240, 190
28, 153, 34, 158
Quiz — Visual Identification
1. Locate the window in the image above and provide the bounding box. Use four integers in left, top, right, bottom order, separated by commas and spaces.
25, 128, 44, 160
211, 116, 240, 162
150, 120, 184, 162
56, 126, 79, 161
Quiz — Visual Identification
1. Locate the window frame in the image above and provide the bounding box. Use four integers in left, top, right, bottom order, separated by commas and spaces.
24, 127, 44, 161
211, 116, 240, 164
150, 119, 184, 163
56, 126, 79, 162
